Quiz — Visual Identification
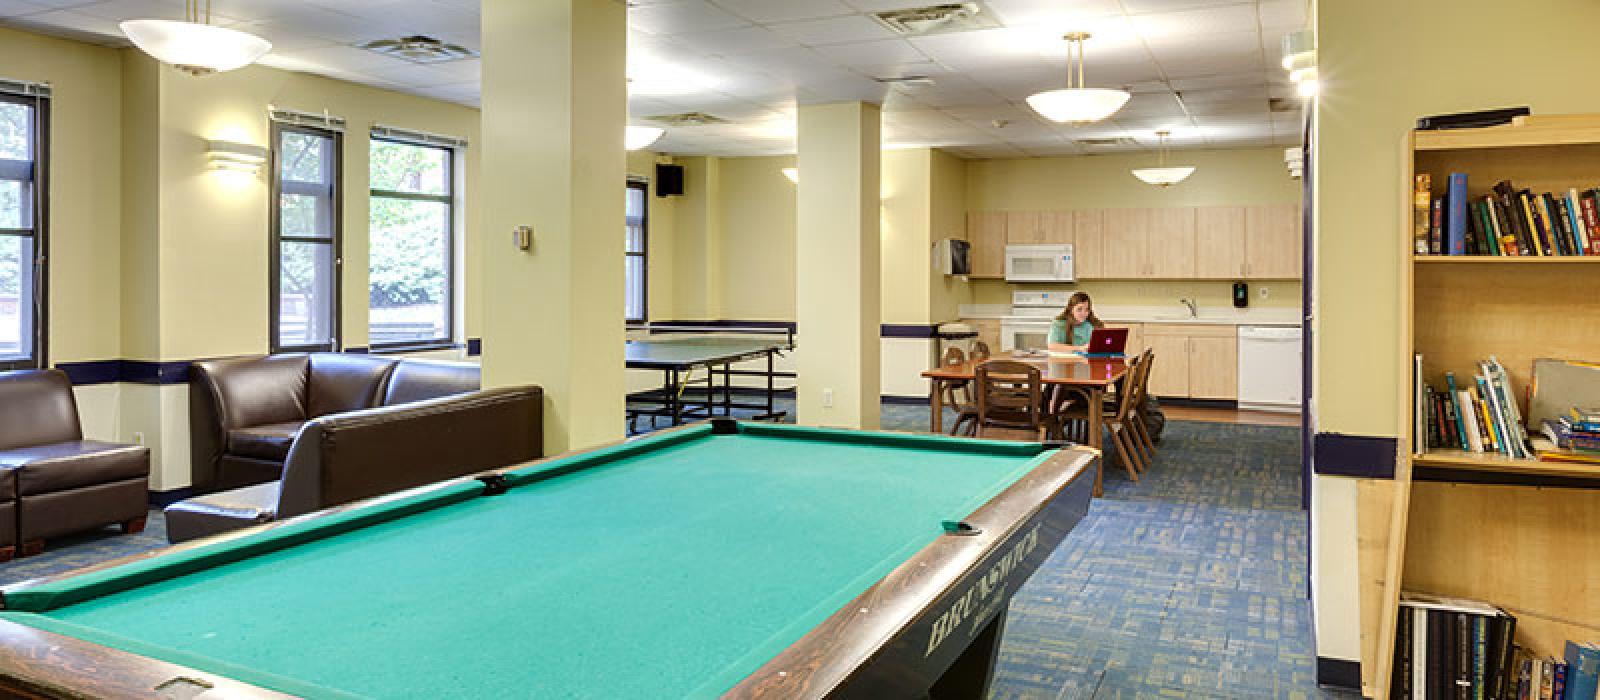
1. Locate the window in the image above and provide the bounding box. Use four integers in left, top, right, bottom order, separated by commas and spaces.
0, 89, 47, 370
271, 122, 341, 352
369, 138, 453, 348
625, 180, 647, 323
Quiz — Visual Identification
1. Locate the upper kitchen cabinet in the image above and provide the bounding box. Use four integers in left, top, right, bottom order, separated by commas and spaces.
1007, 210, 1073, 245
1245, 203, 1302, 279
1147, 207, 1196, 278
1100, 208, 1149, 278
1073, 210, 1104, 279
966, 211, 1007, 278
1195, 206, 1247, 278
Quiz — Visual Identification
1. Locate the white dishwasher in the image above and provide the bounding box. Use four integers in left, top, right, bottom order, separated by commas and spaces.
1237, 325, 1302, 412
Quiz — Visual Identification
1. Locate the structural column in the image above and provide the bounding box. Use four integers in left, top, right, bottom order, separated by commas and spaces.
795, 102, 881, 428
479, 0, 626, 452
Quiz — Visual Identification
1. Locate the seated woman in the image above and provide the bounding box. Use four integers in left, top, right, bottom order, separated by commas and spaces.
1047, 291, 1104, 354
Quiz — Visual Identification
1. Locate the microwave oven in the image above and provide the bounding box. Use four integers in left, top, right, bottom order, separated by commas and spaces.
932, 238, 971, 276
1005, 244, 1074, 282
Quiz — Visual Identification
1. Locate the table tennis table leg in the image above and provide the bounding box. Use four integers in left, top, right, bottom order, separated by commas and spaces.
722, 362, 733, 417
668, 368, 681, 426
766, 351, 776, 419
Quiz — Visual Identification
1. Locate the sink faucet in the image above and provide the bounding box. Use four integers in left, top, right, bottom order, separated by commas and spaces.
1179, 298, 1197, 318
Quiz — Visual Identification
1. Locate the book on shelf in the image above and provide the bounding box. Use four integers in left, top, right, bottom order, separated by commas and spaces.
1416, 357, 1531, 458
1417, 174, 1434, 254
1392, 592, 1517, 700
1448, 173, 1470, 255
1564, 642, 1600, 700
1414, 174, 1600, 256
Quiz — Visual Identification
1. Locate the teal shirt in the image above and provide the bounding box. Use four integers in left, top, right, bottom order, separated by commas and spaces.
1048, 320, 1095, 346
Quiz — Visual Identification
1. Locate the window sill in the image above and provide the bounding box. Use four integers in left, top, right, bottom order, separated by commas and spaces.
367, 341, 462, 356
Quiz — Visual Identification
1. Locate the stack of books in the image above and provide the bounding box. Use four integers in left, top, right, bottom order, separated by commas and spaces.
1533, 407, 1600, 465
1416, 355, 1531, 458
1413, 173, 1600, 256
1392, 593, 1517, 699
1510, 640, 1600, 700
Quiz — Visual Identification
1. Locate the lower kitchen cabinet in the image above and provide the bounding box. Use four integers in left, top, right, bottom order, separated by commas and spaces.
1141, 324, 1238, 400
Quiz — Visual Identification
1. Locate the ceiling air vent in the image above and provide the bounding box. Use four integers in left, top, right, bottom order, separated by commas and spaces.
1073, 137, 1139, 148
871, 3, 1000, 36
645, 112, 729, 126
358, 35, 478, 64
873, 75, 936, 87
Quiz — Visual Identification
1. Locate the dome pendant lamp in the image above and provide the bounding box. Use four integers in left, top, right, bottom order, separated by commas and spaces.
1131, 130, 1196, 187
1026, 32, 1130, 124
121, 0, 271, 76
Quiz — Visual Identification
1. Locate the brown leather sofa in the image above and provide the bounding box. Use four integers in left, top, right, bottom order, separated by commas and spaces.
0, 370, 151, 559
189, 353, 491, 494
164, 384, 542, 543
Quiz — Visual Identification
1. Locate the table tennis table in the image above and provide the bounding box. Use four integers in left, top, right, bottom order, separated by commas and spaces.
625, 328, 795, 433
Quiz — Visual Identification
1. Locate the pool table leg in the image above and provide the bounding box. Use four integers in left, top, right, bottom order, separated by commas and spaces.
929, 379, 945, 434
122, 516, 147, 535
0, 545, 12, 562
927, 603, 1008, 700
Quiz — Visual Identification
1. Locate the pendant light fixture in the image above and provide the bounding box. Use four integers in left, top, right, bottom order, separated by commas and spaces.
1131, 130, 1196, 187
121, 0, 271, 76
1026, 32, 1130, 124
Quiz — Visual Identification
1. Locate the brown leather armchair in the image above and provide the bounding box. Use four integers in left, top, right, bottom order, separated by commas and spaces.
0, 370, 150, 559
164, 386, 542, 543
189, 354, 483, 494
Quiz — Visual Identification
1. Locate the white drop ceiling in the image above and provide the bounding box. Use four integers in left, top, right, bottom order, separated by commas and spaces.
0, 0, 1308, 159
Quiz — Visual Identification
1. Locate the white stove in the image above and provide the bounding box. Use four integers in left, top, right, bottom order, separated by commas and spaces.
999, 290, 1073, 351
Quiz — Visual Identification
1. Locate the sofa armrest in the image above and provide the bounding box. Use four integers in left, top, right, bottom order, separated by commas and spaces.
189, 355, 309, 493
278, 386, 542, 518
163, 482, 279, 544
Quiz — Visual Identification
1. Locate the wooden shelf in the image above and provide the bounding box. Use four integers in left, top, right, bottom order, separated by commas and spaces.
1413, 449, 1600, 480
1414, 116, 1600, 151
1413, 255, 1600, 263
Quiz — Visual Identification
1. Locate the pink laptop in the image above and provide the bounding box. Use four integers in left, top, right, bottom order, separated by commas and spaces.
1084, 328, 1129, 357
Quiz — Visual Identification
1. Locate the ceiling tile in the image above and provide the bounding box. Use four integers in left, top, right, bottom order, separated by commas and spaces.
1121, 0, 1253, 15
1131, 3, 1258, 40
1259, 0, 1307, 30
0, 0, 51, 18
629, 1, 750, 35
679, 25, 795, 54
713, 0, 854, 24
767, 14, 892, 45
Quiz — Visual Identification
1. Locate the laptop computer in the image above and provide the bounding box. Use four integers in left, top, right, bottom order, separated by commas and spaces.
1083, 328, 1129, 357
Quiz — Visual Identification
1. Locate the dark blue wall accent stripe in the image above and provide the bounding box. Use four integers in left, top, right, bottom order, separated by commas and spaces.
148, 487, 194, 508
881, 395, 929, 405
1312, 432, 1397, 478
1315, 657, 1360, 690
466, 338, 481, 357
653, 319, 970, 339
55, 360, 122, 386
55, 360, 192, 386
881, 324, 938, 338
343, 346, 370, 354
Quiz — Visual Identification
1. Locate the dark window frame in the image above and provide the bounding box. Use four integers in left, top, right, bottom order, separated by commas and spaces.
0, 91, 48, 371
367, 136, 455, 352
269, 121, 343, 353
625, 179, 648, 324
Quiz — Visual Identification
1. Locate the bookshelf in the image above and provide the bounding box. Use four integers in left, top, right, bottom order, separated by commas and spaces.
1364, 116, 1600, 699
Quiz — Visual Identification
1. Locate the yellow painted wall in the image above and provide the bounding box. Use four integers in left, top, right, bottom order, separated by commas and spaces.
671, 155, 721, 320
881, 149, 930, 324
929, 149, 971, 322
964, 146, 1303, 312
149, 59, 482, 359
718, 155, 796, 321
0, 26, 125, 364
1310, 0, 1600, 667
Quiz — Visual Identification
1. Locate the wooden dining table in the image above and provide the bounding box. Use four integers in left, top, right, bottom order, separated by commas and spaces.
922, 354, 1129, 496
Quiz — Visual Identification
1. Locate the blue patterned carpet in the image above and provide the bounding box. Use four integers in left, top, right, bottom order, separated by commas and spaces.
2, 401, 1355, 700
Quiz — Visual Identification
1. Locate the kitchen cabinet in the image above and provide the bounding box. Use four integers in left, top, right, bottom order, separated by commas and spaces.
1100, 208, 1149, 278
1008, 210, 1072, 245
966, 211, 1006, 278
1148, 207, 1196, 278
1072, 210, 1104, 279
1245, 203, 1301, 279
1142, 323, 1239, 400
1194, 206, 1246, 278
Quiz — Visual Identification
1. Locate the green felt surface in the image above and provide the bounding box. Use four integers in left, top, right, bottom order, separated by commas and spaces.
16, 425, 1047, 699
624, 335, 788, 366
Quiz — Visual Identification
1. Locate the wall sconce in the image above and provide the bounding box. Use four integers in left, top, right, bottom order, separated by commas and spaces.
206, 139, 267, 174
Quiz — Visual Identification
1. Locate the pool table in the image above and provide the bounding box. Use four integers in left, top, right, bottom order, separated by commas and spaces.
0, 420, 1097, 699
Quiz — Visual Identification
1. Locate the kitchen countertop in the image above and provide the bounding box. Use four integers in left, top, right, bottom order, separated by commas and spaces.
954, 304, 1302, 326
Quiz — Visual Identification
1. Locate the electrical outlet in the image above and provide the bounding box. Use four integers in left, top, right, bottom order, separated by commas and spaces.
1259, 286, 1269, 299
822, 388, 834, 408
133, 431, 145, 446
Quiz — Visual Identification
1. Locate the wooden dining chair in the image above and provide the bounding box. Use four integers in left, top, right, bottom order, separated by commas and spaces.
1058, 352, 1147, 481
971, 341, 992, 361
1126, 348, 1158, 456
973, 360, 1055, 441
940, 347, 980, 437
